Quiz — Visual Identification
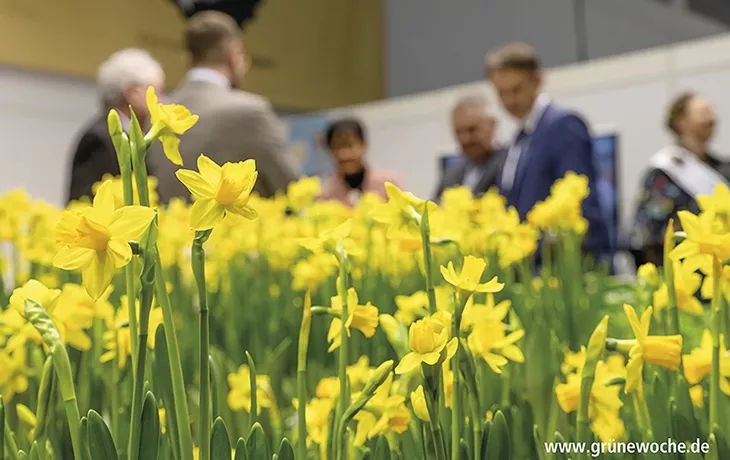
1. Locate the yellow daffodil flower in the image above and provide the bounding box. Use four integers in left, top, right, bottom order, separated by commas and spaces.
682, 329, 730, 394
395, 316, 457, 374
53, 180, 155, 299
467, 320, 525, 374
327, 288, 379, 352
623, 304, 683, 393
0, 346, 28, 402
227, 365, 276, 414
690, 385, 705, 407
394, 291, 429, 325
697, 183, 730, 231
440, 255, 504, 300
700, 264, 730, 304
9, 279, 61, 316
297, 219, 361, 258
637, 262, 659, 286
652, 261, 703, 316
175, 154, 258, 230
145, 86, 198, 165
461, 293, 511, 332
371, 182, 436, 237
671, 209, 730, 268
353, 373, 410, 446
410, 385, 430, 422
100, 296, 164, 367
287, 176, 321, 209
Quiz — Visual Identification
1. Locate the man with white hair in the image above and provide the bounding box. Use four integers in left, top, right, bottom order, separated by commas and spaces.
433, 95, 507, 201
66, 48, 165, 203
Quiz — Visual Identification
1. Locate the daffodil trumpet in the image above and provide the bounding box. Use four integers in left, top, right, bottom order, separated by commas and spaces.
192, 229, 213, 460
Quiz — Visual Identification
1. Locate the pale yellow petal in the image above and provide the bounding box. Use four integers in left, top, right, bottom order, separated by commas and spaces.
108, 206, 155, 242
175, 170, 214, 199
82, 252, 116, 300
190, 198, 225, 230
107, 238, 133, 268
197, 155, 222, 186
53, 247, 94, 270
395, 352, 422, 374
161, 134, 183, 166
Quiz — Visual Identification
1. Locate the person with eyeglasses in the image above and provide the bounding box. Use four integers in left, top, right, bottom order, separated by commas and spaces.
151, 10, 299, 203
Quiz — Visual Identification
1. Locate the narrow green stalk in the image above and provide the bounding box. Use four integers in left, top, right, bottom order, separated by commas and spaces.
632, 386, 653, 443
192, 231, 212, 460
125, 265, 139, 373
468, 392, 481, 460
128, 273, 154, 460
711, 255, 722, 429
575, 316, 608, 460
246, 352, 257, 428
111, 351, 121, 446
663, 228, 679, 336
420, 206, 437, 313
450, 294, 465, 460
336, 244, 350, 460
297, 292, 312, 460
422, 380, 447, 460
153, 254, 194, 460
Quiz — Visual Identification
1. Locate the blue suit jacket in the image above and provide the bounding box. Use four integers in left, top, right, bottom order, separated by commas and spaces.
500, 103, 610, 260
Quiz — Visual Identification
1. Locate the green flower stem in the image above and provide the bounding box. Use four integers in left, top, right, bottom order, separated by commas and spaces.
153, 251, 194, 460
111, 349, 121, 446
297, 292, 312, 460
469, 390, 481, 460
192, 230, 212, 460
336, 243, 350, 460
24, 300, 83, 460
422, 378, 447, 460
575, 316, 607, 460
450, 293, 466, 460
128, 258, 155, 460
3, 396, 20, 460
711, 255, 722, 429
110, 109, 139, 372
419, 206, 437, 314
632, 386, 652, 443
663, 230, 680, 337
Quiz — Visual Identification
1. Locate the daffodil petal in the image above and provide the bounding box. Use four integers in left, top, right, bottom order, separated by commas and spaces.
161, 134, 183, 166
197, 155, 222, 186
92, 181, 116, 225
82, 251, 116, 300
53, 247, 93, 270
176, 170, 214, 199
226, 201, 258, 220
108, 206, 156, 242
395, 352, 421, 374
107, 238, 133, 268
190, 198, 225, 230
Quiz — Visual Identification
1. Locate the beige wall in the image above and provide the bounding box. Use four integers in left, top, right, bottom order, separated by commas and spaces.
0, 0, 383, 110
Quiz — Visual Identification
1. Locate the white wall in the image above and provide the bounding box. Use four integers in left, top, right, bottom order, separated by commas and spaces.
327, 33, 730, 233
385, 0, 727, 97
0, 66, 97, 206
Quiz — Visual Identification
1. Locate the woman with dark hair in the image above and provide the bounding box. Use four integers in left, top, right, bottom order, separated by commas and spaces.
318, 118, 403, 206
630, 92, 730, 266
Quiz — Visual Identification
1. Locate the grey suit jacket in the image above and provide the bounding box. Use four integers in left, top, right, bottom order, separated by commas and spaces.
151, 80, 299, 203
433, 148, 507, 200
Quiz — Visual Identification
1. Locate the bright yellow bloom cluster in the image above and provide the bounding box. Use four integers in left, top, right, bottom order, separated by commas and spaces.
527, 172, 589, 235
464, 294, 524, 373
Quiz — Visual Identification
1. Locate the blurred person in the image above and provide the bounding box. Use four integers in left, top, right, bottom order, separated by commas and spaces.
318, 118, 402, 206
151, 10, 298, 203
487, 42, 609, 260
433, 95, 506, 200
67, 49, 164, 203
630, 92, 730, 266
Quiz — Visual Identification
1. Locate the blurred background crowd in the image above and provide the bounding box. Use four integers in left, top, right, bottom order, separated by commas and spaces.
3, 0, 730, 274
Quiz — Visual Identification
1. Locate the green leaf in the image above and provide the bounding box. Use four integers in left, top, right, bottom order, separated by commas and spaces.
211, 418, 232, 460
459, 438, 470, 460
154, 325, 180, 460
17, 452, 29, 460
673, 375, 699, 442
138, 392, 160, 460
533, 425, 547, 460
246, 423, 269, 460
711, 425, 730, 460
647, 372, 670, 443
245, 352, 257, 425
233, 438, 248, 460
524, 319, 557, 440
32, 357, 54, 441
373, 436, 391, 460
484, 410, 510, 460
79, 416, 91, 460
275, 439, 294, 460
552, 431, 569, 460
86, 410, 118, 460
1, 396, 5, 460
29, 442, 41, 460
708, 434, 719, 460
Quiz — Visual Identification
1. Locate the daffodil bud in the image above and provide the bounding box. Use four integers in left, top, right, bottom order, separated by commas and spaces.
410, 385, 430, 422
585, 316, 609, 365
107, 109, 125, 147
637, 263, 658, 286
361, 360, 394, 398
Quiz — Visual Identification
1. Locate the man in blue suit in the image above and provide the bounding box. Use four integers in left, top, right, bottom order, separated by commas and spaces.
487, 43, 609, 261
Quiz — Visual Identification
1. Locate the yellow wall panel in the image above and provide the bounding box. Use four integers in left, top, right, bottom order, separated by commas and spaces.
0, 0, 383, 110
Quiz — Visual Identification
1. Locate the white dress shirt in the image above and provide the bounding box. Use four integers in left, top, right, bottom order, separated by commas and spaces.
185, 67, 231, 89
500, 93, 551, 192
